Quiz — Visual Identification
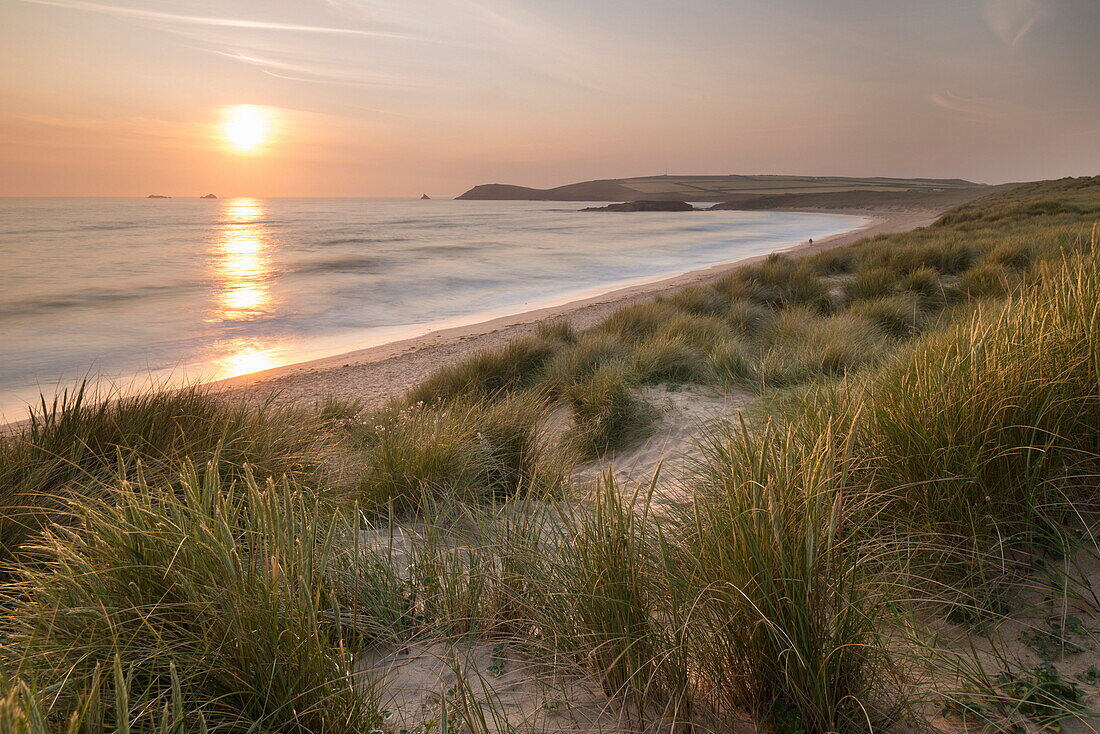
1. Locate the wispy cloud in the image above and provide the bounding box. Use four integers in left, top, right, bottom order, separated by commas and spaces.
17, 0, 442, 43
982, 0, 1045, 46
929, 90, 1007, 123
16, 0, 627, 97
16, 0, 483, 96
929, 89, 1098, 126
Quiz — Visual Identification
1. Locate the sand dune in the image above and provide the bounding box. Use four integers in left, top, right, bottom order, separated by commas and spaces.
221, 208, 937, 411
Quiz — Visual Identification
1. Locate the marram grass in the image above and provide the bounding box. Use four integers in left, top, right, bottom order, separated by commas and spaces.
2, 176, 1099, 733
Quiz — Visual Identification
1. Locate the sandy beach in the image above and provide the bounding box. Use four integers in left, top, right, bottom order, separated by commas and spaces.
219, 207, 939, 409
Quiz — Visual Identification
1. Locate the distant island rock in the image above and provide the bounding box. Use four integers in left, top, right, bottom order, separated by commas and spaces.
583, 200, 695, 212
420, 194, 431, 200
456, 174, 982, 202
146, 194, 171, 198
201, 193, 218, 199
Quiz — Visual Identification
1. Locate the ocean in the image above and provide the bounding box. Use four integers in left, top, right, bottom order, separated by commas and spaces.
0, 197, 867, 419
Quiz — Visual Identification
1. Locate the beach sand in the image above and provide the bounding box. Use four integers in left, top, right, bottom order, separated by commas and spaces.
220, 208, 938, 410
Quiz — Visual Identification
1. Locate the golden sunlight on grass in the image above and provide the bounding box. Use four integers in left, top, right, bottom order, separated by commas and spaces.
223, 105, 269, 152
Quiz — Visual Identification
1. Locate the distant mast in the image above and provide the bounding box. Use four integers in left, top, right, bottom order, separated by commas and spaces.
420, 193, 431, 200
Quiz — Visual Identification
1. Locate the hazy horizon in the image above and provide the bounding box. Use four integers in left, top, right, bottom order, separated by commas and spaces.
0, 172, 996, 200
3, 0, 1098, 198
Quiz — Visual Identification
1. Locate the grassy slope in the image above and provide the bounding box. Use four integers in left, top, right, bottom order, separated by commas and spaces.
456, 173, 982, 201
2, 176, 1099, 733
708, 184, 1006, 210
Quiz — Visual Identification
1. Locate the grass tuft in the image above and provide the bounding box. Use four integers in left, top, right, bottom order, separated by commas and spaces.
406, 332, 568, 404
681, 420, 886, 732
959, 261, 1015, 299
350, 393, 554, 517
842, 265, 899, 305
2, 467, 381, 733
717, 254, 831, 311
847, 293, 924, 339
757, 308, 887, 387
0, 383, 323, 567
566, 364, 653, 458
631, 334, 706, 383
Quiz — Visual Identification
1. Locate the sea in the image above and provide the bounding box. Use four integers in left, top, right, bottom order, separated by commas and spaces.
0, 197, 867, 419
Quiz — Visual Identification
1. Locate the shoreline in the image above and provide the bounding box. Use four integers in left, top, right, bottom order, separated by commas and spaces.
216, 207, 939, 410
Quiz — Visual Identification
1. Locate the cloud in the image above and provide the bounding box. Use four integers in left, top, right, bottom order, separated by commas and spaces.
928, 91, 1007, 123
17, 0, 441, 43
982, 0, 1045, 46
16, 0, 622, 96
929, 89, 1099, 127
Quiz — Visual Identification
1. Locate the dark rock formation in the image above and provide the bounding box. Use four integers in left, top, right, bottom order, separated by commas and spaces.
420, 194, 431, 200
201, 193, 218, 199
583, 200, 695, 212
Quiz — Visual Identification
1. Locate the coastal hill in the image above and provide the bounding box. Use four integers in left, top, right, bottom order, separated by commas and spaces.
707, 185, 1010, 212
456, 173, 983, 202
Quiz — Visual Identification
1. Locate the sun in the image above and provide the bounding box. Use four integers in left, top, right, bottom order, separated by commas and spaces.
223, 105, 268, 152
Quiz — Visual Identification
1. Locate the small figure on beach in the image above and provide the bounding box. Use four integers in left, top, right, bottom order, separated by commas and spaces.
808, 237, 813, 244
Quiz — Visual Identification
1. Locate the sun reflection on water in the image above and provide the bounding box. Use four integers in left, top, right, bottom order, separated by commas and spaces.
208, 198, 281, 378
212, 198, 273, 321
216, 339, 279, 378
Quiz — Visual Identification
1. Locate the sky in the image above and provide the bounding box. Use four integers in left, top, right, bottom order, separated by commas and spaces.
1, 0, 1098, 197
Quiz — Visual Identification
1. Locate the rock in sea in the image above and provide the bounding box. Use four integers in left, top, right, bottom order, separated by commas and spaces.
582, 200, 694, 212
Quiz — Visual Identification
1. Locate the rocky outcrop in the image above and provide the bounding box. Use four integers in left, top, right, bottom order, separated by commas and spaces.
420, 194, 431, 200
583, 200, 695, 212
201, 193, 218, 199
146, 194, 170, 198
